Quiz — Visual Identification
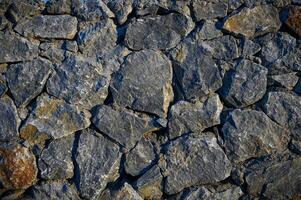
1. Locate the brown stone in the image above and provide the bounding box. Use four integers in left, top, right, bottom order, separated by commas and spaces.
285, 6, 301, 37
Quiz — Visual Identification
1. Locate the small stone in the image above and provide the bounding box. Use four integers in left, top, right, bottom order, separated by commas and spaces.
6, 0, 41, 23
99, 183, 143, 200
14, 15, 78, 39
124, 136, 156, 176
168, 94, 223, 139
163, 132, 232, 195
0, 95, 20, 142
46, 0, 72, 14
223, 5, 281, 38
6, 58, 52, 107
192, 0, 228, 21
282, 47, 301, 72
38, 136, 74, 180
221, 109, 289, 163
125, 13, 194, 50
284, 6, 301, 37
106, 0, 133, 25
194, 20, 223, 40
0, 74, 7, 97
111, 49, 173, 118
241, 38, 261, 57
0, 142, 37, 190
269, 72, 299, 90
75, 128, 121, 199
0, 32, 38, 63
20, 94, 91, 139
63, 40, 78, 52
219, 59, 268, 108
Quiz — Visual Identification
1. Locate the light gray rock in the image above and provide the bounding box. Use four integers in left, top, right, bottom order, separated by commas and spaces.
105, 0, 133, 25
269, 72, 299, 90
194, 20, 223, 40
192, 0, 228, 21
99, 183, 143, 200
75, 128, 121, 199
110, 49, 173, 118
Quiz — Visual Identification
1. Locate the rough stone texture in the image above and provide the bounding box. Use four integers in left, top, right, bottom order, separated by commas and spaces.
99, 183, 143, 200
192, 0, 228, 21
46, 0, 72, 14
111, 49, 173, 118
105, 0, 133, 25
163, 132, 232, 195
193, 20, 223, 40
241, 38, 261, 57
284, 6, 301, 37
269, 72, 299, 90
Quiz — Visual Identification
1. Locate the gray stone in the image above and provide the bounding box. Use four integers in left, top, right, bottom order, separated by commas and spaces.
219, 59, 268, 108
106, 0, 133, 25
168, 94, 223, 139
269, 72, 299, 90
0, 32, 38, 63
223, 5, 281, 38
192, 0, 228, 21
295, 78, 301, 94
124, 136, 156, 176
75, 128, 121, 199
221, 109, 289, 163
163, 132, 232, 195
282, 48, 301, 72
20, 94, 91, 139
99, 183, 143, 200
46, 0, 72, 14
6, 0, 41, 23
194, 20, 223, 40
38, 136, 74, 180
0, 74, 7, 97
47, 55, 109, 109
125, 13, 194, 50
290, 140, 301, 155
39, 42, 66, 64
6, 58, 52, 107
0, 95, 20, 142
0, 15, 8, 30
63, 40, 78, 52
111, 49, 173, 118
241, 38, 261, 57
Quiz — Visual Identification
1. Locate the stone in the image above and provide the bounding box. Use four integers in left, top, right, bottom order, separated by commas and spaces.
0, 95, 20, 142
0, 32, 38, 63
63, 40, 78, 52
111, 49, 173, 118
223, 5, 281, 38
0, 74, 7, 97
290, 140, 301, 155
99, 183, 143, 200
75, 128, 121, 199
168, 94, 223, 139
241, 38, 261, 57
125, 13, 194, 50
193, 20, 223, 40
295, 78, 301, 94
0, 15, 8, 30
46, 55, 109, 109
192, 0, 228, 21
170, 37, 223, 100
46, 0, 72, 14
219, 59, 268, 108
282, 47, 301, 72
6, 0, 42, 23
221, 109, 289, 163
20, 94, 91, 139
163, 132, 232, 195
0, 142, 37, 190
38, 136, 74, 180
284, 6, 301, 37
106, 0, 133, 25
124, 136, 156, 176
6, 58, 52, 107
14, 15, 78, 39
269, 72, 299, 90
92, 105, 158, 150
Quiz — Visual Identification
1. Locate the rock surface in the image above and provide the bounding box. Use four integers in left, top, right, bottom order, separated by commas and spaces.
284, 6, 301, 37
192, 0, 228, 21
99, 182, 143, 200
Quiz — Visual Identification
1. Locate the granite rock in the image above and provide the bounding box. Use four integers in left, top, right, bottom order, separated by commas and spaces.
192, 0, 228, 21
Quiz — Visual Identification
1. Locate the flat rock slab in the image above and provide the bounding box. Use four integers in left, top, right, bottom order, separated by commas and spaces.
110, 49, 173, 118
14, 15, 78, 39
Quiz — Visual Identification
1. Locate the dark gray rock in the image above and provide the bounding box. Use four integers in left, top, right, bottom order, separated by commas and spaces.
125, 13, 194, 50
193, 20, 223, 40
0, 32, 38, 63
219, 59, 268, 108
46, 0, 72, 14
110, 49, 173, 118
6, 58, 52, 107
38, 136, 74, 180
6, 0, 41, 23
39, 42, 66, 64
14, 15, 78, 39
290, 140, 301, 155
0, 95, 20, 142
63, 40, 78, 52
222, 109, 290, 163
241, 38, 261, 57
295, 78, 301, 94
0, 74, 7, 97
99, 182, 143, 200
282, 48, 301, 72
192, 0, 228, 21
168, 94, 223, 139
105, 0, 133, 25
75, 128, 121, 199
163, 132, 232, 195
268, 72, 299, 90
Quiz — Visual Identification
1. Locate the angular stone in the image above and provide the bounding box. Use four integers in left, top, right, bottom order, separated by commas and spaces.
170, 38, 223, 100
99, 183, 143, 200
282, 47, 301, 72
20, 94, 91, 139
163, 132, 232, 195
284, 6, 301, 37
46, 0, 72, 14
38, 136, 74, 180
47, 55, 109, 109
106, 0, 133, 25
0, 74, 7, 97
269, 72, 299, 90
168, 94, 223, 139
241, 38, 261, 57
192, 0, 228, 21
222, 109, 289, 163
75, 128, 121, 199
0, 32, 38, 63
0, 142, 37, 190
63, 40, 78, 52
194, 20, 223, 40
14, 15, 78, 39
6, 58, 52, 107
111, 49, 173, 118
6, 0, 41, 23
125, 13, 194, 50
223, 5, 281, 38
124, 136, 156, 176
219, 59, 268, 108
0, 95, 20, 142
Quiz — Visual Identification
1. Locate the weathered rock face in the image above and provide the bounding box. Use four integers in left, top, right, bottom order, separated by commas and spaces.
192, 0, 228, 21
100, 183, 143, 200
269, 72, 299, 90
105, 0, 133, 25
193, 20, 223, 40
284, 6, 301, 37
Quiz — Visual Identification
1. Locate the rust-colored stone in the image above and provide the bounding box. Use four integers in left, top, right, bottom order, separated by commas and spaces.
285, 6, 301, 37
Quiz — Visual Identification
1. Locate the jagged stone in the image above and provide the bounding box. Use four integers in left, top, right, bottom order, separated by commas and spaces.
194, 20, 223, 40
125, 13, 194, 50
241, 38, 261, 57
99, 183, 143, 200
284, 6, 301, 37
163, 132, 232, 195
219, 59, 268, 108
6, 0, 42, 23
222, 109, 289, 163
110, 49, 173, 118
6, 58, 52, 107
282, 47, 301, 72
223, 5, 281, 38
63, 40, 78, 52
75, 128, 121, 199
192, 0, 228, 21
268, 72, 299, 90
39, 42, 66, 64
20, 94, 91, 139
46, 0, 72, 14
105, 0, 133, 25
0, 74, 7, 97
168, 94, 223, 139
